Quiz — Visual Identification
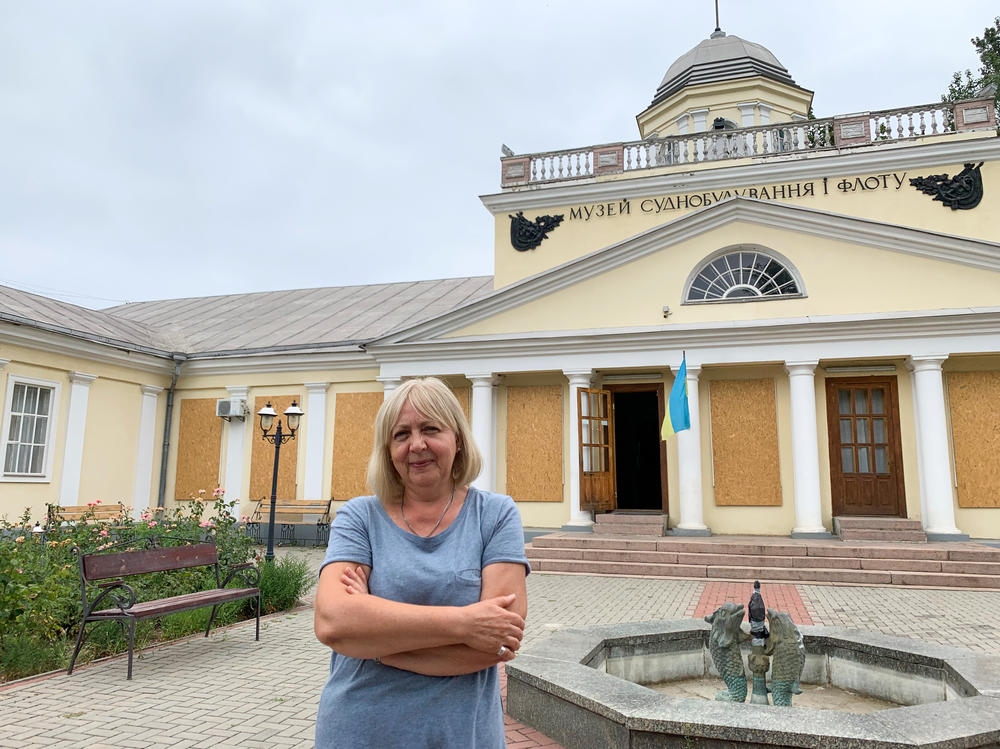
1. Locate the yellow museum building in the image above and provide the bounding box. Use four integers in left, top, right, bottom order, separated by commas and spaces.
2, 28, 999, 542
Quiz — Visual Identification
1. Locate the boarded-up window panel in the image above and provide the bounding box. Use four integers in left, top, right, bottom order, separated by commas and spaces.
331, 392, 384, 500
249, 395, 300, 501
948, 371, 1000, 508
710, 379, 782, 506
175, 398, 223, 500
506, 385, 563, 502
450, 387, 471, 422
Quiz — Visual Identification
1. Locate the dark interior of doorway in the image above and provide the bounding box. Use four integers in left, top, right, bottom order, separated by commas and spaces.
613, 390, 663, 510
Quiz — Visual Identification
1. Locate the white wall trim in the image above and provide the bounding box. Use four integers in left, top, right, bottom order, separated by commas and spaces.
303, 382, 329, 499
131, 385, 163, 515
57, 372, 97, 505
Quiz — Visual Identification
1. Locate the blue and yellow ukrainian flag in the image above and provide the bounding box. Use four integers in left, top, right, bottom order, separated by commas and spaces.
661, 354, 691, 439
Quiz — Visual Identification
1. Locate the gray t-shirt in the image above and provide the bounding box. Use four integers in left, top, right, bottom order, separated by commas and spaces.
315, 488, 530, 749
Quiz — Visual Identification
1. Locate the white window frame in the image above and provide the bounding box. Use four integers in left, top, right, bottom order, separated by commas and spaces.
1, 374, 61, 482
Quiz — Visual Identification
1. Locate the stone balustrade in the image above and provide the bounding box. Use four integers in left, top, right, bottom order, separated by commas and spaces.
501, 96, 996, 188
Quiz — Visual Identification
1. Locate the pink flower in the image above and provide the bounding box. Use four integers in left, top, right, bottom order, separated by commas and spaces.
95, 499, 102, 504
99, 529, 108, 537
148, 521, 157, 528
199, 521, 216, 528
14, 536, 25, 544
17, 569, 23, 574
212, 488, 224, 498
86, 501, 96, 507
198, 489, 206, 496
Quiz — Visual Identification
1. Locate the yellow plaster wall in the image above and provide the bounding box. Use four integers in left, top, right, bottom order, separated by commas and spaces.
467, 221, 1000, 337
77, 378, 143, 505
492, 156, 1000, 289
0, 342, 171, 523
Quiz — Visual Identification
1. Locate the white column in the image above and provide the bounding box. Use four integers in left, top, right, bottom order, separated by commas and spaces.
377, 376, 402, 394
564, 369, 594, 527
58, 371, 97, 507
467, 374, 497, 492
907, 366, 930, 526
303, 383, 329, 499
738, 102, 756, 127
785, 361, 828, 535
691, 108, 709, 132
675, 364, 709, 534
223, 386, 249, 515
131, 385, 162, 516
907, 356, 964, 538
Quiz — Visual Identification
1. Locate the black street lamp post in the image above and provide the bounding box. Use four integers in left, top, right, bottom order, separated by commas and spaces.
257, 400, 303, 563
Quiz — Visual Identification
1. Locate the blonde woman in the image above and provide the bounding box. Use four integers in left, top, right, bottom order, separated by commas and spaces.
314, 377, 529, 748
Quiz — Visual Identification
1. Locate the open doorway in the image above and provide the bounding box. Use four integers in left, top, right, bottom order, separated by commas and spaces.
608, 386, 667, 512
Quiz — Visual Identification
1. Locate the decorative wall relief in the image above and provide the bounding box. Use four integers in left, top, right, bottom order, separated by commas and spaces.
509, 211, 564, 251
909, 161, 984, 210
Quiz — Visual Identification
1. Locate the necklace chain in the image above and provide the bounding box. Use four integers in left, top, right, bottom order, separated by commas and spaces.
400, 484, 456, 537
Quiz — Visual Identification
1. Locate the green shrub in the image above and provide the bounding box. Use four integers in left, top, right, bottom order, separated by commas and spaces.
258, 555, 312, 614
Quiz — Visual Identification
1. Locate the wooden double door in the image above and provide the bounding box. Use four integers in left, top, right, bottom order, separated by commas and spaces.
824, 377, 906, 516
578, 385, 667, 513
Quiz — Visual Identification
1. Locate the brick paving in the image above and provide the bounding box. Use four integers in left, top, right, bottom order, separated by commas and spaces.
3, 548, 1000, 747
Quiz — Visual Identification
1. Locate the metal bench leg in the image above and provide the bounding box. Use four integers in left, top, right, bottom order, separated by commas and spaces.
206, 604, 219, 637
67, 621, 89, 675
126, 619, 136, 680
255, 594, 261, 641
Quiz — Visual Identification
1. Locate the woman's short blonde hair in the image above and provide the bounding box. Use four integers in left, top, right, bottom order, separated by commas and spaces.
366, 377, 483, 500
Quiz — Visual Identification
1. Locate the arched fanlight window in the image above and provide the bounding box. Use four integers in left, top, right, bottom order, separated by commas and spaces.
684, 246, 804, 303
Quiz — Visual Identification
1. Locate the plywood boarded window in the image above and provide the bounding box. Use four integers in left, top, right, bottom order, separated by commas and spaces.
175, 398, 222, 500
250, 395, 300, 501
948, 371, 1000, 508
331, 392, 383, 500
709, 379, 781, 506
450, 387, 471, 422
506, 385, 562, 502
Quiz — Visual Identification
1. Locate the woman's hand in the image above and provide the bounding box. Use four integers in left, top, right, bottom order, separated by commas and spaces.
341, 565, 369, 595
460, 594, 525, 654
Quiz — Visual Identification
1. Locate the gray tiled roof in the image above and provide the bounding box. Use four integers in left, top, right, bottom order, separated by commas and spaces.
0, 284, 186, 352
103, 276, 494, 354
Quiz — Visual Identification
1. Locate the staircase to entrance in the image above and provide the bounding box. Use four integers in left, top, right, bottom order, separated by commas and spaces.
527, 529, 1000, 589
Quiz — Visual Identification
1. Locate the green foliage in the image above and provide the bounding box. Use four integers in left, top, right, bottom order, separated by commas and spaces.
257, 555, 312, 614
0, 491, 289, 683
942, 17, 1000, 114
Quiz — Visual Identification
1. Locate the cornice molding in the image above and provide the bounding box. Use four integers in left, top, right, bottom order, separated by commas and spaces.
0, 323, 176, 376
367, 307, 1000, 365
480, 136, 1000, 213
180, 350, 376, 375
373, 198, 1000, 346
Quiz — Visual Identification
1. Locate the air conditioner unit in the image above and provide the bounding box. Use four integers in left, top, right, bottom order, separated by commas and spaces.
216, 398, 247, 420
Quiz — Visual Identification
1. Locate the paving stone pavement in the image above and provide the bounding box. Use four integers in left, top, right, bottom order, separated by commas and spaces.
3, 546, 1000, 748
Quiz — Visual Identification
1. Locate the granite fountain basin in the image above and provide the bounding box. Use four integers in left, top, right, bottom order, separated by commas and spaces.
506, 620, 1000, 749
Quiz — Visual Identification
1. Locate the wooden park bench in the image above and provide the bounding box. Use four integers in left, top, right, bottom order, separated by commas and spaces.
48, 501, 126, 525
68, 537, 261, 680
247, 498, 333, 547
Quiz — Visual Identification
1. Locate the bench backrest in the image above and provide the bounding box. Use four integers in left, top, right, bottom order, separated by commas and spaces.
251, 499, 332, 523
82, 543, 218, 582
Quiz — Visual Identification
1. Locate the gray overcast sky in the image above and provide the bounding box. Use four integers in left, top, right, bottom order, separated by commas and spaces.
1, 1, 996, 309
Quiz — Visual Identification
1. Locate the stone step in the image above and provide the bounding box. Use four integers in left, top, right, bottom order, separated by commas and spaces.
593, 513, 668, 537
834, 516, 924, 531
838, 529, 928, 543
524, 545, 1000, 575
527, 556, 1000, 588
529, 533, 1000, 563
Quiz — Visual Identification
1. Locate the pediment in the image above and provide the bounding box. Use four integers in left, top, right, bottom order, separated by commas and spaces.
372, 197, 1000, 345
